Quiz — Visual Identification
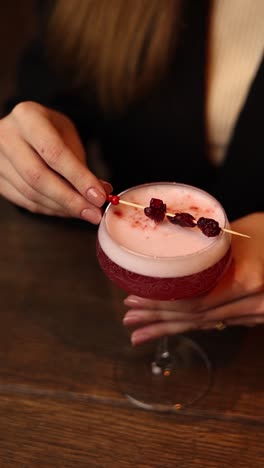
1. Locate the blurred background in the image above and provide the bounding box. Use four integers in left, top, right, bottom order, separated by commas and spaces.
0, 1, 36, 116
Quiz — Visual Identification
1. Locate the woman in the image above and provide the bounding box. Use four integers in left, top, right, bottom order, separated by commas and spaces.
0, 0, 263, 342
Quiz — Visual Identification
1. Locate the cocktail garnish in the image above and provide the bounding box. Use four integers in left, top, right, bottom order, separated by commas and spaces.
106, 194, 250, 238
144, 198, 167, 223
168, 213, 221, 237
107, 194, 120, 205
168, 212, 196, 228
197, 217, 221, 237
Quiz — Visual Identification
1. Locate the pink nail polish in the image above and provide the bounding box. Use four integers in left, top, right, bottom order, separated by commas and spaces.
101, 180, 113, 194
81, 208, 102, 224
123, 314, 140, 325
124, 296, 142, 306
131, 333, 149, 345
86, 187, 106, 207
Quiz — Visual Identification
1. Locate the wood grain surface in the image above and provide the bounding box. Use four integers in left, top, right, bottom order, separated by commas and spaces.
0, 197, 264, 467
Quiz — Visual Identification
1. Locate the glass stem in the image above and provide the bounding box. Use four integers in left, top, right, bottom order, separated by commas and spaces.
156, 336, 170, 360
152, 336, 174, 375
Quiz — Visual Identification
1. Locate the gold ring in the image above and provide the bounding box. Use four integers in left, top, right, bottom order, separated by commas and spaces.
215, 321, 227, 331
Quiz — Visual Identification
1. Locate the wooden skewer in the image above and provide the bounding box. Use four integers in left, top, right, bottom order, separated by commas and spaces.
119, 199, 175, 217
117, 199, 251, 238
219, 228, 250, 238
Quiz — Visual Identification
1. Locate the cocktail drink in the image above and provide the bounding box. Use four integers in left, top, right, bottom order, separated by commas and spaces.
97, 183, 231, 301
97, 182, 232, 410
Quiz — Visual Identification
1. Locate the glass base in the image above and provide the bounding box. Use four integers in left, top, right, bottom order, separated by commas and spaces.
115, 336, 211, 411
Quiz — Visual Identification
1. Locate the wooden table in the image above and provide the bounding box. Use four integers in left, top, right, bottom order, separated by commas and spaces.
0, 198, 263, 467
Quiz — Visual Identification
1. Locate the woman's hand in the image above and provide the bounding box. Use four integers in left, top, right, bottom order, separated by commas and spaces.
123, 212, 264, 345
0, 101, 112, 223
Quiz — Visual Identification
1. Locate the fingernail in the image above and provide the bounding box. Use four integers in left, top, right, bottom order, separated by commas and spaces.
124, 296, 143, 306
123, 314, 140, 325
101, 180, 113, 194
86, 187, 106, 207
81, 208, 102, 224
131, 332, 150, 346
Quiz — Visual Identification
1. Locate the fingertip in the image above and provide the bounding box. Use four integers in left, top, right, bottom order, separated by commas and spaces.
100, 180, 113, 195
123, 313, 141, 325
81, 207, 102, 224
86, 187, 106, 208
131, 331, 150, 346
124, 296, 143, 306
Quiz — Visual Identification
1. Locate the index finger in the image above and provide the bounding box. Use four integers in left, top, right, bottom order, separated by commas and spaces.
15, 103, 107, 208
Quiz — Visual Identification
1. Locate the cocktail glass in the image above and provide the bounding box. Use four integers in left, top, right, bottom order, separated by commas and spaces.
96, 182, 232, 411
